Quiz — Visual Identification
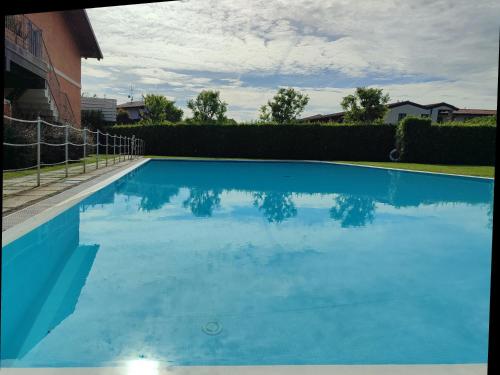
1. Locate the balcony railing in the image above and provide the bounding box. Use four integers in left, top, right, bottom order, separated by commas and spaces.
5, 14, 44, 59
5, 15, 76, 125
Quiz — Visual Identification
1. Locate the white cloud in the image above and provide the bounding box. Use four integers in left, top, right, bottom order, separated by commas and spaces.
82, 0, 499, 120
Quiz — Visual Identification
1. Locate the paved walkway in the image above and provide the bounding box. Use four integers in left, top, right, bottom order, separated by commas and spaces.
2, 157, 143, 216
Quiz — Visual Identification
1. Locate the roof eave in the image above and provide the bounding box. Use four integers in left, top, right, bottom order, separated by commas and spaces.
66, 10, 103, 60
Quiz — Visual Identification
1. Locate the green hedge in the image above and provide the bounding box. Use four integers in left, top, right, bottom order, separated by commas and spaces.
397, 117, 496, 165
113, 124, 396, 161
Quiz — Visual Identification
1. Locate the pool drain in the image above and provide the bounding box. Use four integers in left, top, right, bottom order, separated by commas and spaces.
202, 321, 223, 336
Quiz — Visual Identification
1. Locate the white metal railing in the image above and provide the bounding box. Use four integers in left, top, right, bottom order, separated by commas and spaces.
3, 115, 145, 186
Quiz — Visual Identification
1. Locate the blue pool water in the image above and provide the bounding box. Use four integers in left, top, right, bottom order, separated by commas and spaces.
1, 160, 494, 367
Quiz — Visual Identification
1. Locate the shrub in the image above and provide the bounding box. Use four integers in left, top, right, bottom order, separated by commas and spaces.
112, 123, 396, 161
440, 116, 496, 127
3, 119, 92, 169
397, 116, 495, 165
116, 109, 131, 123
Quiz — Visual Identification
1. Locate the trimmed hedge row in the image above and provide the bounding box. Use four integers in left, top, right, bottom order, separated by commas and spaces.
397, 117, 496, 165
113, 124, 397, 161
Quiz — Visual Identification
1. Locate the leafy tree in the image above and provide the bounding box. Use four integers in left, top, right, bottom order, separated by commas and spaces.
187, 90, 228, 123
81, 109, 106, 130
340, 87, 390, 123
116, 108, 131, 124
142, 94, 183, 123
259, 88, 309, 124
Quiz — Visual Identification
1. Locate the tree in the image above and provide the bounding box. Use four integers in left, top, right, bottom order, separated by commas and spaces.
187, 90, 228, 123
340, 87, 390, 123
116, 108, 131, 123
259, 88, 309, 124
142, 94, 183, 123
81, 109, 105, 130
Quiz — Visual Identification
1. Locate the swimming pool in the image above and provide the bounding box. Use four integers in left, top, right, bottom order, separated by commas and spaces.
1, 160, 494, 368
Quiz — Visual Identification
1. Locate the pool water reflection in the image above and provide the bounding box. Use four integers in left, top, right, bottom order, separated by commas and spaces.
1, 160, 494, 367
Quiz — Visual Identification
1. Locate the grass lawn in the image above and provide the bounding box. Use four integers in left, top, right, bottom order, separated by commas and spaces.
3, 154, 120, 180
335, 161, 494, 178
145, 156, 495, 178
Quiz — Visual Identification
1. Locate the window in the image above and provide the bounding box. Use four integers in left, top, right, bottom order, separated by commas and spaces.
398, 113, 407, 121
421, 114, 430, 118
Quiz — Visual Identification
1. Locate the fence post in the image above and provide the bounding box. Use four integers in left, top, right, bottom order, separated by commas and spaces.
132, 135, 135, 159
36, 116, 41, 187
65, 123, 69, 178
119, 135, 122, 162
106, 133, 109, 167
96, 131, 99, 169
83, 127, 87, 173
113, 135, 116, 164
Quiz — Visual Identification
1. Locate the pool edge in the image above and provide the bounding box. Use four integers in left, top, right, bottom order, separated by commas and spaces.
0, 363, 488, 375
1, 158, 151, 247
146, 157, 494, 181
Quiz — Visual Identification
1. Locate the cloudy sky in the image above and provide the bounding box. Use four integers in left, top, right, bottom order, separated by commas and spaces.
82, 0, 499, 121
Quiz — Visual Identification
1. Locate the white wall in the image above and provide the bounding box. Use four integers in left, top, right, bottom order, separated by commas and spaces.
383, 104, 430, 125
125, 108, 142, 120
81, 97, 117, 122
428, 105, 454, 122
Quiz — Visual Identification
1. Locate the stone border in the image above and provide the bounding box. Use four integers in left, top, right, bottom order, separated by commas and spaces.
0, 364, 487, 374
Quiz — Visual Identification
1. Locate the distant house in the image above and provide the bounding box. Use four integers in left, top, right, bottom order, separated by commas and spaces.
449, 109, 496, 122
81, 96, 117, 122
300, 101, 496, 124
4, 11, 103, 126
116, 100, 145, 122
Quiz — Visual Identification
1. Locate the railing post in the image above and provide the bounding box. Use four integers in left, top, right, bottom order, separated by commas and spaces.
119, 135, 122, 162
113, 135, 116, 164
36, 116, 41, 187
83, 127, 87, 173
106, 133, 109, 167
65, 123, 69, 178
96, 131, 99, 169
132, 135, 135, 159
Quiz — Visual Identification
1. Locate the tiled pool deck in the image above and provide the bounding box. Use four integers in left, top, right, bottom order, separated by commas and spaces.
1, 158, 489, 375
2, 158, 143, 218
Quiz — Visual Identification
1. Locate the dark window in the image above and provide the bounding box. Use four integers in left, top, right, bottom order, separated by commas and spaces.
398, 113, 407, 121
421, 114, 430, 118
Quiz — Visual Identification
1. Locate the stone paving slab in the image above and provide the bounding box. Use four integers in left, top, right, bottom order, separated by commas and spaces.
2, 158, 142, 217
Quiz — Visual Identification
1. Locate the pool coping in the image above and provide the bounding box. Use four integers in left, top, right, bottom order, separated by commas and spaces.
0, 363, 488, 374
